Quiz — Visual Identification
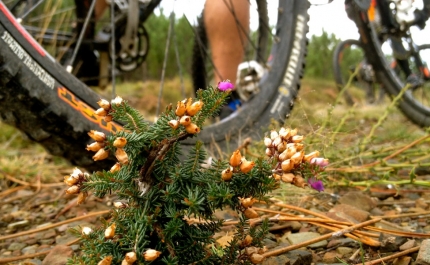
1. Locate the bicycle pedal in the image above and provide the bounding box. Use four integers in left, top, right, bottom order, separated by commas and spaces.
236, 61, 266, 101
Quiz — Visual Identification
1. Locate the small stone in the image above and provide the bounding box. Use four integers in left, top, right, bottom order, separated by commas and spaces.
399, 240, 416, 251
7, 220, 29, 230
336, 247, 353, 255
285, 250, 312, 265
416, 239, 430, 265
416, 198, 429, 210
262, 238, 278, 249
8, 242, 27, 251
287, 232, 327, 249
328, 204, 370, 223
338, 191, 377, 211
22, 259, 42, 265
327, 238, 358, 248
42, 245, 74, 265
380, 234, 407, 252
262, 254, 290, 265
322, 251, 343, 263
55, 234, 77, 245
393, 256, 412, 265
21, 245, 38, 255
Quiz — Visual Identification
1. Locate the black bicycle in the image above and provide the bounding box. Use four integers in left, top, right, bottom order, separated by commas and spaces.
0, 0, 428, 172
341, 0, 430, 125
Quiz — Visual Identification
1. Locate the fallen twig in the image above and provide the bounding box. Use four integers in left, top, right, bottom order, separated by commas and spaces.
0, 210, 109, 241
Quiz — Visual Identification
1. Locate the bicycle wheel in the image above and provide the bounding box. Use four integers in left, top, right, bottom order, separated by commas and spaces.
348, 0, 430, 127
333, 39, 384, 105
0, 0, 310, 171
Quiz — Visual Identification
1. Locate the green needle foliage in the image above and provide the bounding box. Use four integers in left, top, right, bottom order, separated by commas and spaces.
64, 85, 326, 265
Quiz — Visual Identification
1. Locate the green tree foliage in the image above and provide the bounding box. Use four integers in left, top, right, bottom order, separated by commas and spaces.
144, 10, 194, 80
305, 30, 340, 79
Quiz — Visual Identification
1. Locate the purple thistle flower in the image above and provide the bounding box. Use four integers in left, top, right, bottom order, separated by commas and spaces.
308, 177, 324, 192
217, 80, 234, 91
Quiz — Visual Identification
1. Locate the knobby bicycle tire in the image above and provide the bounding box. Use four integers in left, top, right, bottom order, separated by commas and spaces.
349, 1, 430, 127
333, 38, 363, 105
0, 0, 309, 171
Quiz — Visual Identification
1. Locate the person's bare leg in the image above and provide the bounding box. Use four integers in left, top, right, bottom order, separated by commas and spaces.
204, 0, 250, 85
95, 0, 108, 20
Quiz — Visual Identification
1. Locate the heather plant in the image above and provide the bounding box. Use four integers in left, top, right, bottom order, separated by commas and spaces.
64, 81, 328, 265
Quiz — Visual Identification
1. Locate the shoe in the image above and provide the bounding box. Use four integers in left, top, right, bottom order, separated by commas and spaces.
406, 74, 423, 89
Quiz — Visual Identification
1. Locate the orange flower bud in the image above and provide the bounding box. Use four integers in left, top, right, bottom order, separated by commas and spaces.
294, 143, 304, 151
229, 150, 242, 167
97, 99, 110, 111
270, 130, 279, 140
104, 223, 116, 239
93, 148, 109, 161
77, 191, 88, 205
113, 137, 127, 148
124, 252, 137, 264
272, 173, 281, 181
175, 100, 186, 116
70, 167, 83, 179
244, 208, 259, 219
264, 137, 272, 147
241, 234, 253, 247
81, 226, 93, 235
265, 148, 274, 157
240, 158, 255, 173
221, 166, 233, 181
290, 151, 304, 165
186, 100, 203, 116
104, 115, 113, 122
250, 253, 265, 264
289, 128, 298, 137
114, 201, 129, 208
86, 141, 105, 152
279, 127, 290, 139
179, 115, 192, 126
66, 185, 80, 195
115, 148, 129, 165
291, 135, 304, 143
143, 249, 161, 261
97, 99, 111, 110
88, 130, 106, 142
292, 175, 307, 188
184, 123, 200, 134
110, 162, 121, 173
240, 197, 256, 208
97, 256, 112, 265
276, 141, 287, 153
64, 175, 79, 186
281, 159, 294, 172
168, 120, 179, 129
111, 96, 123, 106
185, 97, 192, 110
272, 136, 282, 147
303, 151, 320, 162
95, 108, 108, 117
281, 173, 295, 183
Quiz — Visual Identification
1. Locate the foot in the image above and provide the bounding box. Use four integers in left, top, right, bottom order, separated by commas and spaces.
406, 74, 424, 89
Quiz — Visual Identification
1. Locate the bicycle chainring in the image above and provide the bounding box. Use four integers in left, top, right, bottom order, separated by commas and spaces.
114, 24, 149, 72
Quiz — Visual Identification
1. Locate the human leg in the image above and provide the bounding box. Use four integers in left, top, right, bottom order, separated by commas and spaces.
204, 0, 250, 85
